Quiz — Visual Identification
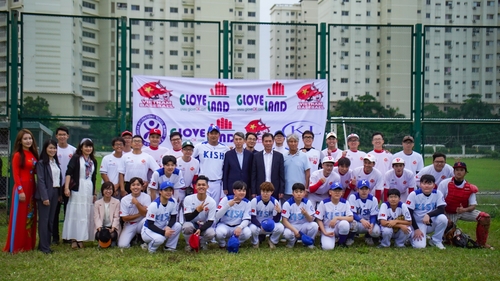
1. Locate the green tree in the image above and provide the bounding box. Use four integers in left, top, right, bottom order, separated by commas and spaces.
21, 96, 63, 131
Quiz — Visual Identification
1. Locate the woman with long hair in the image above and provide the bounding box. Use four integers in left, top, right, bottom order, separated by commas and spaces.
35, 139, 61, 254
3, 129, 39, 253
62, 138, 97, 249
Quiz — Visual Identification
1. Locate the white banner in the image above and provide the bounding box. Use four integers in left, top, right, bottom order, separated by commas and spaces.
132, 76, 328, 150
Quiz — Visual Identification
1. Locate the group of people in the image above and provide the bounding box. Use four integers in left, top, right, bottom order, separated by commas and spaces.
3, 125, 493, 254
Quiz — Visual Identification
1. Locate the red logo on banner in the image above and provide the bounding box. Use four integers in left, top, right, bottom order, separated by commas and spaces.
210, 82, 227, 96
245, 119, 270, 135
268, 81, 285, 96
216, 118, 233, 130
138, 81, 173, 100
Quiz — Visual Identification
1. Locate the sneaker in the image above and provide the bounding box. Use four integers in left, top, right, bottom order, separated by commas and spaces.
184, 245, 193, 252
337, 243, 348, 248
140, 243, 148, 251
346, 239, 355, 246
201, 243, 208, 251
280, 238, 287, 243
164, 247, 176, 252
296, 239, 303, 244
429, 240, 446, 250
252, 243, 259, 249
377, 244, 388, 249
268, 239, 276, 249
365, 237, 374, 246
286, 242, 295, 248
307, 245, 315, 249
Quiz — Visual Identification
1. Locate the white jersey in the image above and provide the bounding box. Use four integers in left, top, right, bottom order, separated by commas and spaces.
281, 197, 315, 226
120, 193, 152, 223
193, 141, 229, 181
142, 146, 172, 167
216, 196, 251, 226
303, 148, 321, 173
405, 189, 446, 222
314, 198, 353, 225
183, 194, 217, 223
149, 168, 185, 191
99, 153, 125, 184
378, 201, 412, 222
437, 178, 477, 206
176, 157, 200, 187
352, 166, 384, 193
273, 145, 287, 154
309, 169, 341, 196
320, 148, 343, 162
170, 149, 184, 159
144, 197, 178, 230
120, 152, 159, 182
348, 193, 379, 221
345, 150, 366, 170
333, 167, 354, 191
250, 196, 280, 223
383, 168, 415, 202
57, 144, 76, 185
392, 151, 424, 174
368, 150, 392, 175
415, 164, 454, 188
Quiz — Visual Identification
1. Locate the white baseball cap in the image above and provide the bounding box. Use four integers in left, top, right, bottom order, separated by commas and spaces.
392, 157, 405, 165
347, 133, 359, 141
322, 156, 336, 164
325, 132, 337, 139
364, 154, 376, 163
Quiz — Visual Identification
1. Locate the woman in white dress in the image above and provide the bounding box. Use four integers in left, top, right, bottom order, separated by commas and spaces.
62, 138, 98, 249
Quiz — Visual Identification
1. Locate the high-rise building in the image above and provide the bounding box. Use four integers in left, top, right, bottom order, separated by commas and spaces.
0, 0, 260, 125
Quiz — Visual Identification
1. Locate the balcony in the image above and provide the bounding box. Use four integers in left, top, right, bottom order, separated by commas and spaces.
182, 0, 194, 6
234, 45, 244, 51
181, 56, 194, 63
182, 42, 194, 49
182, 14, 195, 20
235, 2, 245, 9
181, 70, 194, 77
182, 28, 194, 34
233, 59, 244, 65
234, 31, 245, 37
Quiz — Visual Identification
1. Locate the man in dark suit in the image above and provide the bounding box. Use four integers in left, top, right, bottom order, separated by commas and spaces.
223, 132, 254, 198
251, 132, 285, 199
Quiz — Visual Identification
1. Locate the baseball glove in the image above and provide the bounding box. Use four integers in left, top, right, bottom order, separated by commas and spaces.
393, 215, 405, 233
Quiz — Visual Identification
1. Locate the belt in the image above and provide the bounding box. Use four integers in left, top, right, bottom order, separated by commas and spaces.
208, 179, 222, 182
54, 186, 60, 188
180, 187, 187, 190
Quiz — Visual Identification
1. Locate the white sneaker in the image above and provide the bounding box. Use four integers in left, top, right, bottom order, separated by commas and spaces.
268, 239, 276, 249
429, 240, 446, 250
140, 243, 148, 251
365, 238, 374, 246
184, 245, 193, 252
307, 245, 315, 249
252, 243, 259, 249
346, 239, 355, 246
164, 247, 176, 252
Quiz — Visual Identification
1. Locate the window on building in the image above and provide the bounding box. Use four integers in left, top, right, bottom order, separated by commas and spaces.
82, 46, 95, 53
248, 25, 256, 31
144, 64, 153, 70
82, 104, 95, 111
83, 18, 95, 24
170, 65, 178, 70
247, 67, 256, 73
170, 7, 178, 13
248, 39, 256, 45
144, 35, 153, 41
145, 7, 153, 12
131, 34, 140, 40
247, 53, 256, 59
131, 5, 140, 11
82, 90, 95, 96
248, 12, 256, 17
82, 60, 95, 68
82, 75, 95, 82
170, 36, 178, 42
340, 91, 348, 97
83, 1, 95, 9
342, 11, 349, 16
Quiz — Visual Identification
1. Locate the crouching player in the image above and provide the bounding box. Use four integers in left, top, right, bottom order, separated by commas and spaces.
378, 189, 412, 248
315, 182, 353, 250
141, 181, 182, 253
406, 174, 447, 249
347, 180, 381, 246
215, 181, 252, 249
282, 183, 318, 249
182, 175, 217, 251
249, 182, 284, 249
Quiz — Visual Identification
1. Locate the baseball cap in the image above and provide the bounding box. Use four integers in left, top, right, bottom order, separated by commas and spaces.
325, 132, 337, 139
322, 156, 336, 164
149, 128, 162, 136
121, 130, 133, 137
207, 124, 220, 133
364, 154, 376, 163
329, 182, 342, 190
347, 133, 359, 141
392, 157, 405, 165
159, 181, 174, 191
453, 162, 467, 172
182, 140, 194, 149
299, 231, 314, 246
98, 228, 112, 248
403, 135, 414, 142
261, 219, 275, 232
357, 179, 370, 189
274, 130, 285, 137
227, 234, 240, 253
189, 233, 200, 252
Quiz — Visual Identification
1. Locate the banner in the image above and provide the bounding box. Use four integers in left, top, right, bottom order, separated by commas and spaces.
132, 76, 328, 151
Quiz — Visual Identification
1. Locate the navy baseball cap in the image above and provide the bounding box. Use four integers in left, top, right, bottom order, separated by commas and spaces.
357, 179, 370, 189
453, 162, 467, 172
207, 124, 220, 133
159, 181, 174, 191
261, 219, 275, 232
274, 130, 285, 137
329, 182, 342, 190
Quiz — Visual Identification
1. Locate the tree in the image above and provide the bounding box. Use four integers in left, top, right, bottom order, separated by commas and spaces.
89, 102, 129, 150
21, 96, 62, 131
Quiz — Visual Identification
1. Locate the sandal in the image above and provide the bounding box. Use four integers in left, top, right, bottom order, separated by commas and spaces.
71, 241, 78, 249
77, 242, 84, 249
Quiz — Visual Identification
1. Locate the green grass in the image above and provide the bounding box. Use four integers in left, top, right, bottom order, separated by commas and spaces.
0, 220, 499, 280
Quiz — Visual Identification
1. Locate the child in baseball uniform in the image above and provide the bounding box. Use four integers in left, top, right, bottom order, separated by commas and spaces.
346, 180, 381, 246
118, 177, 151, 248
282, 183, 318, 249
215, 181, 252, 249
406, 174, 448, 249
307, 156, 341, 208
383, 158, 415, 202
249, 182, 284, 249
315, 182, 353, 250
148, 155, 185, 202
141, 181, 181, 253
378, 189, 412, 248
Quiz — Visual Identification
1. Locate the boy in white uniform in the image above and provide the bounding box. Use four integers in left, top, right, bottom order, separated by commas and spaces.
343, 133, 366, 170
308, 156, 340, 207
367, 132, 392, 175
141, 181, 181, 253
315, 182, 353, 250
378, 189, 412, 248
320, 132, 343, 161
215, 181, 252, 248
142, 128, 171, 167
281, 183, 318, 249
118, 177, 152, 248
148, 155, 185, 202
383, 157, 415, 202
346, 180, 381, 246
351, 154, 384, 202
334, 157, 355, 199
406, 174, 448, 249
100, 137, 126, 199
176, 141, 199, 195
392, 136, 424, 175
300, 130, 321, 174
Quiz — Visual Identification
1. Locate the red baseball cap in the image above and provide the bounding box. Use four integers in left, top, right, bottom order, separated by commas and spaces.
149, 128, 162, 136
121, 130, 132, 137
189, 233, 200, 252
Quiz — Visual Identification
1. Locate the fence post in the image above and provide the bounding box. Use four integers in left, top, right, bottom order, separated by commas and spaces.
222, 20, 229, 79
319, 23, 328, 150
8, 11, 19, 214
413, 24, 423, 153
120, 16, 127, 132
